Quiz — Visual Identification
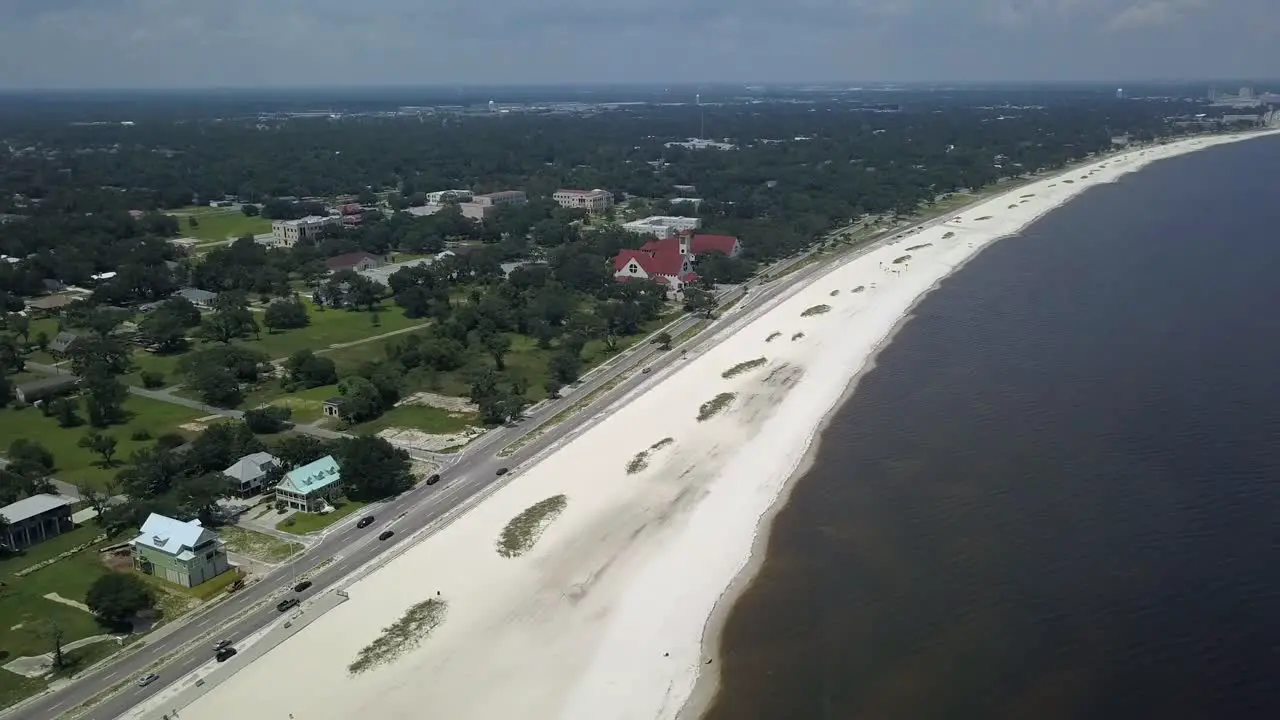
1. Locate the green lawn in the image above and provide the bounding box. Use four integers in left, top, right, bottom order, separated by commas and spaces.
276, 500, 367, 535
253, 384, 339, 424
235, 299, 424, 360
350, 405, 477, 436
0, 396, 203, 490
171, 210, 270, 242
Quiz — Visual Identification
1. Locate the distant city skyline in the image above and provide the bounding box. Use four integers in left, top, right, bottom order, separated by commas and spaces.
0, 0, 1275, 90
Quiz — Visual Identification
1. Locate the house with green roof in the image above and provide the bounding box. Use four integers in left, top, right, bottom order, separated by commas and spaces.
276, 454, 344, 512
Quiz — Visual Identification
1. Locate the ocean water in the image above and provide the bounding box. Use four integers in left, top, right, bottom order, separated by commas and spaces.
704, 135, 1280, 720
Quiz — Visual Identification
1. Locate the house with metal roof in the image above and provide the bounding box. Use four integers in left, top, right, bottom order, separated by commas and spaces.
275, 454, 344, 512
130, 513, 230, 588
222, 452, 280, 496
49, 330, 81, 355
0, 494, 76, 550
176, 287, 219, 308
14, 374, 79, 404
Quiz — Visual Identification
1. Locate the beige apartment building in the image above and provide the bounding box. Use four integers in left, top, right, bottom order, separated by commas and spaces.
270, 215, 340, 247
552, 188, 613, 212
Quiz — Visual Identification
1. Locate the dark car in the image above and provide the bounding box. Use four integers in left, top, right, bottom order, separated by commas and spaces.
356, 516, 375, 529
378, 530, 395, 541
642, 367, 651, 374
495, 467, 509, 476
426, 473, 441, 486
276, 598, 300, 612
293, 580, 312, 593
215, 646, 238, 662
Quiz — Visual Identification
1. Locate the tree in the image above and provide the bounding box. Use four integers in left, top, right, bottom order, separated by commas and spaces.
85, 573, 155, 627
284, 349, 337, 388
139, 370, 165, 389
51, 397, 82, 427
654, 331, 673, 350
188, 363, 241, 407
241, 204, 260, 217
138, 307, 189, 353
79, 431, 118, 467
9, 439, 55, 476
263, 296, 309, 332
41, 621, 67, 670
34, 330, 49, 353
77, 482, 114, 526
683, 287, 717, 318
549, 350, 582, 384
199, 293, 257, 344
0, 335, 23, 372
336, 376, 384, 423
8, 314, 30, 346
244, 406, 292, 434
480, 331, 511, 371
335, 436, 414, 501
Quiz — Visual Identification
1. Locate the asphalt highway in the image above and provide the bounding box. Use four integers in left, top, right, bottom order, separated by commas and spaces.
9, 227, 893, 720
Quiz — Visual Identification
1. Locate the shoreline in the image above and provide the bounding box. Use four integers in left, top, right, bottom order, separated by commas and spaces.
672, 128, 1280, 720
166, 130, 1277, 720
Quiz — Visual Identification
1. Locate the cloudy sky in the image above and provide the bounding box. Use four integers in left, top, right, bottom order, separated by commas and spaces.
0, 0, 1274, 89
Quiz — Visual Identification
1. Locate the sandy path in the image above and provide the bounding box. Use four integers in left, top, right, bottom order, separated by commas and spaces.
174, 131, 1274, 720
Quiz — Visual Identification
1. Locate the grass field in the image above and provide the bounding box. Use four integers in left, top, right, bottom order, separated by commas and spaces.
0, 526, 126, 708
218, 526, 303, 563
0, 396, 203, 489
239, 300, 422, 359
276, 500, 367, 535
170, 210, 270, 242
253, 384, 340, 424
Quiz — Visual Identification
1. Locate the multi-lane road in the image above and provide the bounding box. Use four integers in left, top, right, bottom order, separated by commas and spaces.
8, 222, 906, 720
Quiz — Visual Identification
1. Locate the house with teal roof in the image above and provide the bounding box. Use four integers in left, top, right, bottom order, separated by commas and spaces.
276, 454, 344, 512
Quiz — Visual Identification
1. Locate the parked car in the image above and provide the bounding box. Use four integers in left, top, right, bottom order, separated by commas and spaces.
212, 639, 232, 652
216, 646, 238, 662
378, 530, 395, 541
356, 516, 375, 529
276, 598, 300, 612
495, 467, 509, 476
137, 673, 159, 688
293, 580, 312, 593
426, 473, 441, 485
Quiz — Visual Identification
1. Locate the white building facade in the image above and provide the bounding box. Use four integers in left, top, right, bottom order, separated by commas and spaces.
621, 215, 701, 238
271, 215, 340, 247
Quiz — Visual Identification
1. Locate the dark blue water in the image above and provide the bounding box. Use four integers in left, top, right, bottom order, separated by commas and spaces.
705, 136, 1280, 720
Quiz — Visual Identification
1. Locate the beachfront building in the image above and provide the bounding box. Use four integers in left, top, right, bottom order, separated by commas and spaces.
131, 513, 230, 588
622, 215, 702, 239
271, 215, 340, 248
275, 455, 344, 512
223, 452, 281, 496
552, 189, 614, 212
611, 231, 742, 295
0, 494, 76, 550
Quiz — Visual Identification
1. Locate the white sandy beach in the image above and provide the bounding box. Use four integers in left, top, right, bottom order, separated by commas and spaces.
169, 131, 1273, 720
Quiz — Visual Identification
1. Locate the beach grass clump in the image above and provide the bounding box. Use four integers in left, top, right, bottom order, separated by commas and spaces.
1062, 179, 1074, 184
851, 285, 865, 293
497, 495, 568, 558
765, 331, 782, 342
942, 231, 955, 239
801, 304, 831, 317
905, 243, 931, 251
348, 599, 448, 675
974, 215, 993, 221
722, 357, 767, 379
892, 255, 911, 265
1020, 193, 1035, 198
791, 332, 805, 341
1008, 204, 1018, 209
697, 393, 736, 422
829, 289, 840, 297
628, 437, 676, 473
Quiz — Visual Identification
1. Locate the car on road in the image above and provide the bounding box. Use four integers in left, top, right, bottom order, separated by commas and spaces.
642, 367, 651, 374
293, 580, 312, 593
276, 598, 300, 612
212, 639, 232, 652
378, 530, 395, 541
426, 473, 441, 485
215, 646, 238, 662
137, 673, 159, 688
495, 467, 509, 476
356, 516, 375, 529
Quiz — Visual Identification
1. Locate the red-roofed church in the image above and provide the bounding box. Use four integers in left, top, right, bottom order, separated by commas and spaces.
612, 231, 741, 295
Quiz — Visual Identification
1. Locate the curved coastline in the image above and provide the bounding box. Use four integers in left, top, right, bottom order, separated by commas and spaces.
159, 130, 1277, 720
673, 129, 1279, 720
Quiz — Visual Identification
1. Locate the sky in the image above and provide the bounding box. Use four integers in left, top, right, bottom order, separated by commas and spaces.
0, 0, 1275, 89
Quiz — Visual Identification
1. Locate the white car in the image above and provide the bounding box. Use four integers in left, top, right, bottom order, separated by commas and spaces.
137, 673, 159, 688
